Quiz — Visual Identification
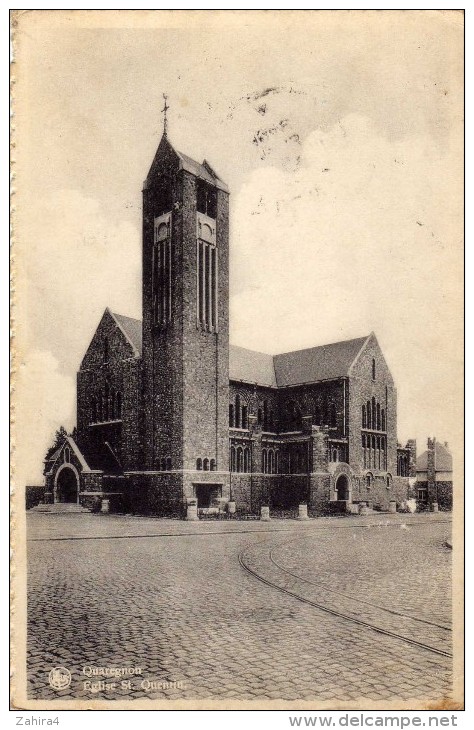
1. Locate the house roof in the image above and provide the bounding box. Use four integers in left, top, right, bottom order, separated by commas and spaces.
273, 335, 370, 387
108, 312, 369, 388
416, 442, 453, 472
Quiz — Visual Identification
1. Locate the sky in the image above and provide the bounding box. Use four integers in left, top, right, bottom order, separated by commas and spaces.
13, 10, 463, 486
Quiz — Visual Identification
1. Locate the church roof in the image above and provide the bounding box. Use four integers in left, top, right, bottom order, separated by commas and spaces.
416, 442, 452, 473
229, 345, 277, 388
145, 134, 229, 193
110, 312, 142, 356
176, 150, 229, 193
109, 312, 369, 388
229, 335, 371, 387
273, 336, 370, 387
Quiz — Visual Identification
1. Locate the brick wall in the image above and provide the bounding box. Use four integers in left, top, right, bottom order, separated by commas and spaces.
142, 140, 229, 475
348, 333, 397, 474
77, 309, 142, 471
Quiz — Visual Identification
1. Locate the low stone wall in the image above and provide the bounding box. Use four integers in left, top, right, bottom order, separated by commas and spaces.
25, 485, 47, 509
230, 474, 310, 513
124, 473, 185, 516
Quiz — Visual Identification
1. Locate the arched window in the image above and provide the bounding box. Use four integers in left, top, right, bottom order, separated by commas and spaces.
104, 383, 110, 421
269, 450, 274, 474
161, 458, 166, 471
91, 397, 97, 423
196, 458, 202, 471
372, 436, 376, 468
268, 411, 274, 431
372, 358, 376, 380
381, 408, 385, 431
362, 404, 366, 429
372, 398, 376, 431
237, 447, 243, 473
166, 457, 172, 471
377, 436, 381, 469
203, 458, 210, 471
376, 402, 381, 431
322, 398, 328, 426
241, 405, 248, 430
386, 475, 391, 489
229, 404, 234, 427
64, 446, 70, 463
235, 395, 241, 428
262, 449, 267, 474
275, 450, 280, 474
362, 434, 366, 468
116, 392, 122, 419
210, 458, 216, 471
367, 400, 371, 429
366, 474, 371, 490
230, 447, 236, 472
244, 447, 250, 473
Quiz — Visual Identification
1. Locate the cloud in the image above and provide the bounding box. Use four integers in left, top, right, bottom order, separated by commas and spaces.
22, 189, 142, 375
230, 114, 463, 448
13, 349, 76, 487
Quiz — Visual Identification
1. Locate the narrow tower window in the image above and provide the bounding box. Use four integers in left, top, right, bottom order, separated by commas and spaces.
153, 213, 172, 326
196, 236, 218, 331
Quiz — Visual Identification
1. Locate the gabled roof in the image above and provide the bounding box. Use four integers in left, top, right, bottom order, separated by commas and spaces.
416, 442, 453, 473
44, 435, 91, 472
108, 312, 370, 388
145, 134, 229, 193
176, 149, 229, 193
229, 345, 277, 388
110, 311, 142, 356
273, 335, 370, 387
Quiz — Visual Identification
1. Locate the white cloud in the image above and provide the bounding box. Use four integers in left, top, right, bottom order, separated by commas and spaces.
23, 189, 142, 374
230, 114, 463, 449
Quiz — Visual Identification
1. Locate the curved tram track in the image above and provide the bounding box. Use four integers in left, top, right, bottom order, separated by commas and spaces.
238, 522, 452, 660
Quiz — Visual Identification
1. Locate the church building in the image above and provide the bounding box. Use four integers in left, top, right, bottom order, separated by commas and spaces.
43, 130, 415, 516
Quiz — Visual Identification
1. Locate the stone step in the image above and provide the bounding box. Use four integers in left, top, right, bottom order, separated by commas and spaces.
30, 502, 91, 514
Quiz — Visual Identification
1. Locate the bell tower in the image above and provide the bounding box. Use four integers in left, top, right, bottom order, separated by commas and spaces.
141, 131, 230, 508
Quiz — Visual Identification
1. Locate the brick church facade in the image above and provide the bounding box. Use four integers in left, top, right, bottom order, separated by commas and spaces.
43, 133, 415, 515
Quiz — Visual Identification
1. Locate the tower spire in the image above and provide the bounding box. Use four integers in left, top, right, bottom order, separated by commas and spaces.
161, 93, 169, 138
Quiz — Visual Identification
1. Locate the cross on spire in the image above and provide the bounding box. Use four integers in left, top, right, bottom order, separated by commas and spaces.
162, 93, 169, 137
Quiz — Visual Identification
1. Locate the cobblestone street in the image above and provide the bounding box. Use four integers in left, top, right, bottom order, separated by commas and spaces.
27, 513, 453, 705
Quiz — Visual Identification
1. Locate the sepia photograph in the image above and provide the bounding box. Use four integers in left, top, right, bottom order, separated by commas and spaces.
11, 9, 464, 711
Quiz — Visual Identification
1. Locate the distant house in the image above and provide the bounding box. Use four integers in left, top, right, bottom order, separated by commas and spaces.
416, 438, 453, 510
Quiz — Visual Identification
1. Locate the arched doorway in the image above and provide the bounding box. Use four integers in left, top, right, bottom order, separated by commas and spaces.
56, 466, 79, 503
336, 474, 349, 501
